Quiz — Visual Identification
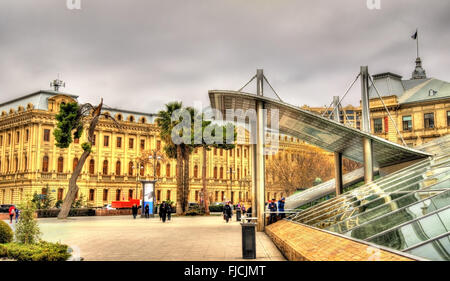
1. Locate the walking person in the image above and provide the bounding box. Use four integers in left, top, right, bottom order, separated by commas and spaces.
166, 203, 172, 221
144, 204, 150, 219
278, 197, 286, 219
223, 201, 232, 223
8, 205, 15, 224
268, 199, 278, 225
131, 204, 139, 219
160, 201, 167, 223
14, 207, 20, 223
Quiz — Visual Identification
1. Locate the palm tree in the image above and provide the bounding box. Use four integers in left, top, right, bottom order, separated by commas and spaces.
156, 102, 185, 215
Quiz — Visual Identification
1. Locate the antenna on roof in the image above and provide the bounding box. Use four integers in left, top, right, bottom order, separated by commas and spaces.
50, 75, 66, 92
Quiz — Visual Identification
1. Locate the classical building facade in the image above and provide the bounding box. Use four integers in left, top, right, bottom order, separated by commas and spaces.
303, 58, 450, 147
0, 88, 320, 207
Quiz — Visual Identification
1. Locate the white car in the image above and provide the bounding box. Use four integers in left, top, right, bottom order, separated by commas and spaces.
103, 204, 115, 210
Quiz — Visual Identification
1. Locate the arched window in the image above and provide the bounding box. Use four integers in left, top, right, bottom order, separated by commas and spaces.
213, 167, 218, 179
220, 167, 223, 179
42, 156, 49, 172
73, 158, 79, 172
140, 163, 144, 176
116, 161, 121, 175
57, 157, 64, 173
194, 165, 198, 178
89, 159, 95, 174
24, 156, 28, 171
166, 163, 171, 177
156, 162, 161, 177
129, 115, 135, 122
128, 161, 133, 175
103, 160, 108, 175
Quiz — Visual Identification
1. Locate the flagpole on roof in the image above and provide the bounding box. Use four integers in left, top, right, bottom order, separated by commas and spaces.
416, 28, 419, 58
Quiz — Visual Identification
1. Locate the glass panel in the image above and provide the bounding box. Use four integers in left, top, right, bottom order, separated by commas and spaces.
438, 207, 450, 230
407, 235, 450, 261
346, 190, 450, 240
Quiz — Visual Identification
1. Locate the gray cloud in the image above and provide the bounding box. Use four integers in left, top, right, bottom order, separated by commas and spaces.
0, 0, 449, 112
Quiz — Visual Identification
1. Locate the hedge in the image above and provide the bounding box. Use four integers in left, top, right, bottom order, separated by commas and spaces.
0, 220, 13, 244
0, 241, 70, 261
36, 208, 96, 218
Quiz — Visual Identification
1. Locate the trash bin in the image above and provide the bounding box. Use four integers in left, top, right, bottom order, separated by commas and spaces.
241, 222, 256, 259
236, 207, 241, 221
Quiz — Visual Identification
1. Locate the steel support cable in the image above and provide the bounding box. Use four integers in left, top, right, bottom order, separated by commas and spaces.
368, 75, 407, 146
263, 75, 283, 102
237, 75, 257, 93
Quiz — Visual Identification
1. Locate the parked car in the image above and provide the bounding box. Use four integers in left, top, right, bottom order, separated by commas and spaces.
188, 202, 200, 210
0, 204, 14, 213
103, 204, 116, 210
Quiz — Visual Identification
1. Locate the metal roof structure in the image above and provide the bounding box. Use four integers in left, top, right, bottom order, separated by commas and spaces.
287, 135, 450, 261
209, 90, 431, 167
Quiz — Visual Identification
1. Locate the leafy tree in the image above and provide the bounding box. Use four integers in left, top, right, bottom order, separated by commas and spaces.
53, 99, 110, 219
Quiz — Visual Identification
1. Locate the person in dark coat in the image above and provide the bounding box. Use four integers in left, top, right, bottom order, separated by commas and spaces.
223, 202, 233, 223
159, 202, 167, 223
268, 199, 277, 225
131, 204, 139, 219
166, 203, 172, 221
144, 204, 150, 219
278, 197, 286, 219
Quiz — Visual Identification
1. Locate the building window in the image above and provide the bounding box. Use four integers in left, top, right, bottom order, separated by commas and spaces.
194, 165, 198, 178
14, 157, 18, 172
166, 163, 171, 177
104, 135, 109, 147
89, 189, 95, 201
230, 150, 233, 157
373, 118, 383, 133
57, 157, 64, 173
244, 149, 247, 158
157, 190, 161, 201
116, 161, 121, 175
195, 190, 199, 202
402, 116, 412, 131
156, 140, 161, 151
24, 156, 28, 171
16, 131, 20, 144
43, 129, 50, 142
116, 189, 121, 201
103, 189, 108, 201
57, 188, 64, 201
42, 156, 49, 172
128, 189, 133, 200
221, 191, 225, 201
116, 137, 122, 148
220, 149, 223, 156
424, 113, 435, 129
73, 158, 79, 172
74, 138, 79, 144
92, 134, 96, 145
215, 191, 219, 202
447, 111, 450, 127
128, 161, 133, 175
237, 168, 240, 180
103, 160, 108, 175
140, 139, 145, 150
129, 138, 134, 149
156, 162, 161, 177
213, 167, 218, 179
140, 163, 144, 176
89, 159, 95, 174
166, 190, 171, 200
0, 135, 3, 146
220, 167, 223, 179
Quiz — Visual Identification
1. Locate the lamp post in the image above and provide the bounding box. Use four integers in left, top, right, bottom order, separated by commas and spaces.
147, 150, 164, 216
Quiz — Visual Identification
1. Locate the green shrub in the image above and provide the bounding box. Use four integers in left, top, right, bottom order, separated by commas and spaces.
0, 220, 13, 244
0, 241, 70, 261
208, 204, 224, 212
185, 206, 204, 216
15, 200, 41, 244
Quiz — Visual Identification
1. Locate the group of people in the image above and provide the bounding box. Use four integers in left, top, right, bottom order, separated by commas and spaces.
267, 197, 285, 225
130, 201, 173, 223
222, 202, 248, 223
157, 201, 173, 223
8, 205, 20, 224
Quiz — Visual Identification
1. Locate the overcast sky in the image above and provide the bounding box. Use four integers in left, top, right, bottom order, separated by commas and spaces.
0, 0, 449, 113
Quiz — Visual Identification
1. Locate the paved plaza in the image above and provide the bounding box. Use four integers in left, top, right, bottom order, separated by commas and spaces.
6, 215, 285, 261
